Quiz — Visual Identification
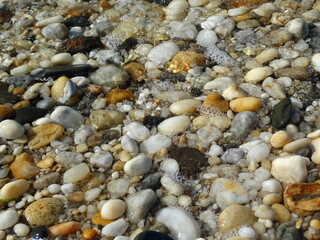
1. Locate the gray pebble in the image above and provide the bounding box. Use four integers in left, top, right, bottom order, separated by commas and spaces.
221, 148, 244, 164
33, 172, 60, 190
50, 106, 84, 129
90, 65, 129, 88
41, 23, 68, 40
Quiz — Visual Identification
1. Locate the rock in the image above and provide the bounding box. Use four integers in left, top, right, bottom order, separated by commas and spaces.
24, 198, 64, 227
50, 106, 84, 129
6, 74, 33, 88
284, 183, 320, 216
275, 67, 310, 80
51, 76, 78, 105
36, 98, 56, 110
126, 189, 157, 224
270, 131, 292, 148
312, 53, 320, 72
275, 221, 303, 240
28, 123, 64, 150
271, 155, 308, 183
42, 23, 68, 40
138, 172, 162, 190
86, 129, 121, 147
0, 179, 30, 200
90, 65, 129, 88
229, 97, 261, 112
204, 77, 234, 91
157, 115, 190, 136
210, 178, 249, 209
33, 172, 60, 190
31, 64, 97, 79
285, 18, 309, 39
140, 134, 172, 155
121, 135, 139, 155
221, 148, 244, 164
134, 231, 174, 240
0, 119, 24, 139
29, 225, 48, 239
36, 15, 64, 27
262, 77, 286, 99
62, 36, 103, 54
101, 218, 129, 237
255, 204, 275, 219
263, 193, 282, 205
124, 122, 150, 142
283, 138, 311, 153
147, 41, 179, 68
10, 152, 39, 180
63, 163, 90, 183
169, 99, 200, 115
169, 146, 207, 177
168, 51, 205, 73
105, 88, 134, 105
271, 204, 291, 223
107, 178, 130, 199
15, 107, 47, 125
14, 223, 30, 237
156, 207, 200, 240
218, 205, 257, 232
161, 175, 184, 196
0, 209, 19, 230
203, 93, 229, 112
246, 143, 270, 163
89, 110, 125, 130
101, 199, 126, 220
48, 221, 81, 237
90, 151, 113, 168
124, 154, 152, 176
268, 30, 293, 46
311, 138, 320, 164
63, 16, 90, 28
0, 88, 18, 104
261, 179, 283, 194
244, 67, 273, 83
51, 53, 73, 66
123, 62, 146, 82
271, 98, 292, 129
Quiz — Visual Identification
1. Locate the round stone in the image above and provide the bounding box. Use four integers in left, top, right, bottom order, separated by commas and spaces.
0, 119, 24, 139
29, 225, 48, 239
101, 199, 126, 220
13, 223, 30, 237
24, 198, 64, 227
41, 23, 68, 40
124, 154, 152, 176
63, 163, 90, 183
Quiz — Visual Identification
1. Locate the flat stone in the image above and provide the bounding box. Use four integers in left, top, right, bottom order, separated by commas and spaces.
284, 183, 320, 216
126, 189, 157, 223
275, 67, 310, 80
24, 198, 64, 227
15, 107, 48, 125
218, 205, 257, 232
90, 65, 129, 88
28, 123, 64, 150
50, 106, 84, 129
86, 129, 121, 147
10, 152, 39, 180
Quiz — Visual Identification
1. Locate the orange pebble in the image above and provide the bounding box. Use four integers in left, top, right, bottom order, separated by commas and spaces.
203, 93, 229, 112
48, 221, 81, 237
91, 213, 114, 227
83, 229, 97, 239
105, 88, 134, 105
99, 0, 111, 9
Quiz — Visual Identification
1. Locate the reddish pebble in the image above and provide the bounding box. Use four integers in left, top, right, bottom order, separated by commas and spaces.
48, 221, 81, 237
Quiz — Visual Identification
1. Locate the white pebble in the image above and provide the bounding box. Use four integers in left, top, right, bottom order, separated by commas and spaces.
13, 223, 30, 237
158, 115, 190, 136
90, 152, 113, 168
0, 209, 19, 230
47, 184, 61, 194
196, 29, 218, 47
70, 76, 90, 87
160, 158, 179, 175
51, 53, 73, 65
85, 188, 101, 201
0, 120, 24, 139
63, 163, 90, 183
178, 195, 192, 207
238, 226, 256, 238
101, 218, 129, 237
161, 175, 184, 196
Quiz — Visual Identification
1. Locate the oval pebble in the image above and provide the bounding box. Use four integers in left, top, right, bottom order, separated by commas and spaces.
101, 218, 129, 237
124, 154, 152, 176
0, 119, 24, 139
13, 223, 30, 237
63, 163, 90, 183
244, 67, 274, 83
157, 115, 190, 136
101, 199, 126, 220
0, 179, 30, 200
0, 209, 19, 230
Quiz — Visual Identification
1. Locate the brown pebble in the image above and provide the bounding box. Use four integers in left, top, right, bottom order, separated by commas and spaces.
28, 123, 64, 150
91, 213, 114, 226
112, 160, 125, 171
167, 51, 206, 73
36, 157, 55, 169
48, 221, 81, 237
12, 88, 25, 95
224, 0, 270, 8
123, 62, 146, 82
0, 105, 15, 121
203, 93, 229, 112
64, 6, 95, 18
12, 100, 31, 110
105, 88, 134, 105
87, 85, 104, 95
62, 36, 104, 54
10, 152, 39, 180
24, 198, 64, 227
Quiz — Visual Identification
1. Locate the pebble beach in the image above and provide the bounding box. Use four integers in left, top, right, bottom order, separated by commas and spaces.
0, 0, 320, 239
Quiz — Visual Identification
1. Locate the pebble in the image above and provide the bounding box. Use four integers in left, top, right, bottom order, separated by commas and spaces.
155, 207, 200, 240
271, 203, 291, 223
0, 179, 29, 200
246, 143, 270, 163
203, 93, 229, 112
255, 48, 279, 64
33, 172, 60, 190
0, 105, 14, 122
283, 138, 311, 153
36, 15, 64, 27
51, 53, 73, 66
51, 76, 78, 105
0, 119, 24, 139
101, 218, 129, 236
126, 189, 157, 223
89, 110, 125, 130
275, 221, 303, 240
262, 77, 286, 99
24, 198, 64, 227
101, 199, 126, 220
218, 205, 256, 232
15, 106, 47, 125
121, 135, 139, 155
82, 228, 97, 239
124, 154, 152, 176
161, 175, 184, 196
261, 179, 283, 194
168, 51, 205, 73
210, 178, 249, 209
41, 23, 68, 40
0, 209, 19, 230
157, 115, 190, 136
105, 88, 134, 105
284, 182, 320, 216
271, 155, 308, 183
271, 98, 292, 129
124, 122, 150, 142
13, 223, 30, 237
48, 221, 81, 237
147, 41, 179, 68
221, 148, 244, 164
244, 67, 273, 83
90, 151, 113, 168
169, 99, 200, 115
63, 163, 90, 183
285, 18, 309, 39
29, 225, 48, 239
275, 66, 310, 80
90, 65, 129, 88
28, 123, 64, 150
134, 231, 174, 240
50, 106, 84, 129
229, 97, 261, 112
9, 152, 39, 180
107, 178, 130, 199
270, 131, 292, 148
312, 53, 320, 72
255, 204, 275, 219
262, 193, 282, 205
140, 134, 172, 154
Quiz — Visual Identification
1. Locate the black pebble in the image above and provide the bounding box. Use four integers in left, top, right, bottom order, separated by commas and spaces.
64, 17, 90, 28
145, 0, 172, 6
271, 98, 292, 129
119, 37, 138, 52
134, 231, 174, 240
143, 116, 165, 127
138, 172, 162, 190
29, 225, 48, 239
15, 106, 48, 125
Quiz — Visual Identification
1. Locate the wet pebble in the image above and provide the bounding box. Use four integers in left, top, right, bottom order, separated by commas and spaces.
50, 106, 84, 129
101, 199, 126, 220
63, 163, 90, 183
90, 65, 129, 88
101, 218, 129, 237
33, 172, 60, 190
0, 119, 24, 139
134, 231, 174, 240
124, 154, 152, 176
0, 179, 30, 199
0, 209, 19, 230
140, 134, 172, 154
